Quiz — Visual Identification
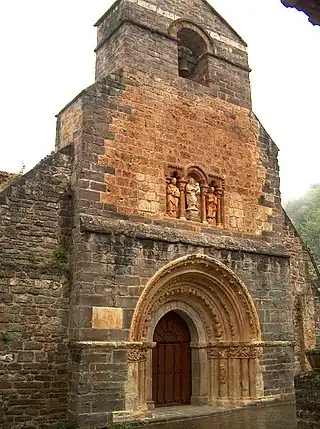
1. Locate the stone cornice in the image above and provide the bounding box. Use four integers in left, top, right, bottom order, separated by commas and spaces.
79, 214, 290, 258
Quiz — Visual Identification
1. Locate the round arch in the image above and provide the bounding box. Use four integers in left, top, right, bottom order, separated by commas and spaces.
168, 19, 214, 55
130, 254, 261, 343
127, 254, 264, 413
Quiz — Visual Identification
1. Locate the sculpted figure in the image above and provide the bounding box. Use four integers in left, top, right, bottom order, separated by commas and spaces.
206, 186, 218, 224
166, 177, 180, 217
186, 177, 200, 215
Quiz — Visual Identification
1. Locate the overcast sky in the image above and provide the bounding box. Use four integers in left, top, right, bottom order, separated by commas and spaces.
0, 1, 319, 202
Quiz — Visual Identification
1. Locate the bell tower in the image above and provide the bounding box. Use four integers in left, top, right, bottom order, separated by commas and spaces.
94, 0, 252, 108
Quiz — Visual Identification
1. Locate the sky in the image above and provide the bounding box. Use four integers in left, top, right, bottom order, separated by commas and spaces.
0, 0, 319, 203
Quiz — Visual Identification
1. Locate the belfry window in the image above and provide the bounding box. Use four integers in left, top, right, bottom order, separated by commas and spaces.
177, 28, 209, 86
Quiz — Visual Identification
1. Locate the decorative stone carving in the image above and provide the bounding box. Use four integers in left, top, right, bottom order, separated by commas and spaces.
207, 344, 264, 360
127, 344, 151, 363
186, 177, 200, 220
215, 187, 224, 227
219, 362, 227, 384
206, 186, 218, 224
166, 177, 180, 218
165, 165, 225, 226
130, 254, 261, 343
128, 255, 264, 407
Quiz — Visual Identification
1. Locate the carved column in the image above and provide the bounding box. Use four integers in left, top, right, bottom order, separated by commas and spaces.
207, 344, 264, 402
201, 185, 209, 223
165, 177, 172, 217
127, 343, 155, 413
249, 346, 264, 398
178, 180, 187, 220
216, 188, 224, 227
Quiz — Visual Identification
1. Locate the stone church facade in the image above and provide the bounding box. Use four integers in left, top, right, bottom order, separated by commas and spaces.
1, 1, 319, 428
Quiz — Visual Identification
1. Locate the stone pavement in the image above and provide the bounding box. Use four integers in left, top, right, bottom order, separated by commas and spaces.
123, 403, 298, 429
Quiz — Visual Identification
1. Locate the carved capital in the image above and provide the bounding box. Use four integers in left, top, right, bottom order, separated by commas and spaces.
250, 346, 264, 360
216, 187, 224, 196
200, 184, 209, 194
207, 344, 264, 360
178, 179, 187, 191
127, 343, 153, 363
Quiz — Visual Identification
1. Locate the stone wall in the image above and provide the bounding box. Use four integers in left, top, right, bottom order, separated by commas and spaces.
315, 284, 320, 343
94, 0, 251, 108
2, 1, 319, 427
56, 96, 84, 152
56, 69, 279, 237
295, 373, 320, 427
69, 215, 296, 409
0, 149, 73, 429
282, 213, 318, 371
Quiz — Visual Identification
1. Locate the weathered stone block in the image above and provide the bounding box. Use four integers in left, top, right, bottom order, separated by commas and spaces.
92, 307, 123, 329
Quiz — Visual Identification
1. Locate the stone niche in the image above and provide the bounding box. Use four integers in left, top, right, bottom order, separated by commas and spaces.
166, 165, 225, 226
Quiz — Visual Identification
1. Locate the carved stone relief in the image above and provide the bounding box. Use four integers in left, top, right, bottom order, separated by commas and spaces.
206, 186, 218, 224
165, 165, 224, 226
186, 177, 201, 220
207, 344, 264, 360
166, 177, 180, 218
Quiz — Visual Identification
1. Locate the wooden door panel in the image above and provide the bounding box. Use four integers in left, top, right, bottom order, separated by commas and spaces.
152, 311, 191, 406
165, 344, 174, 404
158, 344, 165, 405
174, 343, 181, 404
181, 343, 191, 403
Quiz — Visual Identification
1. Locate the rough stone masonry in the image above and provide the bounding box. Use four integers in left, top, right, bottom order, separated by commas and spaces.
1, 1, 319, 428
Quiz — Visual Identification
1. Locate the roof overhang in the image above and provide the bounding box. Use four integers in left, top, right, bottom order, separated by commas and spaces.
282, 0, 320, 25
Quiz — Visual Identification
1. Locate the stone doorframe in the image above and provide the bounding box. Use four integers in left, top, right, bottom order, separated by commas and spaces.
124, 254, 264, 418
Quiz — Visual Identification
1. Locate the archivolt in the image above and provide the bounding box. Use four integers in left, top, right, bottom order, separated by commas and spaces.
130, 254, 261, 343
168, 19, 214, 56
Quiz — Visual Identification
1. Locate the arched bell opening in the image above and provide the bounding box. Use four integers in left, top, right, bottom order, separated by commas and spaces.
128, 254, 264, 415
169, 19, 213, 86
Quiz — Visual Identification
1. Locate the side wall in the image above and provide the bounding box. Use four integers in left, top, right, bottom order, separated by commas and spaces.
295, 373, 320, 427
0, 149, 73, 429
282, 213, 318, 371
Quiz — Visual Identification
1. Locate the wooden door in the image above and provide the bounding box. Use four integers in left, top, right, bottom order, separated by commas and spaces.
152, 311, 191, 406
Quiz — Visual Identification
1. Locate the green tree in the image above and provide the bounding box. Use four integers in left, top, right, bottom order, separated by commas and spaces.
286, 184, 320, 273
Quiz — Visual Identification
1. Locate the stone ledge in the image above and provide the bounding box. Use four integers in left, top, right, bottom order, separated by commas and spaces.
68, 341, 154, 349
79, 214, 290, 258
68, 340, 295, 349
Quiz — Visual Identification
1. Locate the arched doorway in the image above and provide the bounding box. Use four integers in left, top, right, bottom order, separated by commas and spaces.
128, 254, 264, 414
152, 311, 191, 406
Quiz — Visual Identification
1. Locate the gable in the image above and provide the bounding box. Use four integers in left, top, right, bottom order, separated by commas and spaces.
200, 0, 247, 45
134, 0, 247, 47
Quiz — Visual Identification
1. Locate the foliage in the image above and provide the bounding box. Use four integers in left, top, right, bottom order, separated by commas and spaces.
2, 331, 17, 343
51, 245, 69, 270
285, 184, 320, 276
0, 163, 25, 190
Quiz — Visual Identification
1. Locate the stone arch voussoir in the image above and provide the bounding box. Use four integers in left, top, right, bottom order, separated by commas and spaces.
128, 254, 264, 411
168, 19, 214, 55
130, 253, 261, 344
